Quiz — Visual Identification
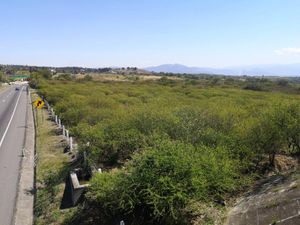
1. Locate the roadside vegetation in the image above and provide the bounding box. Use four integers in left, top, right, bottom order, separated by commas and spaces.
31, 71, 300, 225
0, 71, 7, 83
32, 91, 78, 225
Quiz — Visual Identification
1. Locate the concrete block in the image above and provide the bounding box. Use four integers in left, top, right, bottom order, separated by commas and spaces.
69, 172, 89, 206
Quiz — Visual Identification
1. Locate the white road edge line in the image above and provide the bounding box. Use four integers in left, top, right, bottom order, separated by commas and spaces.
0, 86, 24, 149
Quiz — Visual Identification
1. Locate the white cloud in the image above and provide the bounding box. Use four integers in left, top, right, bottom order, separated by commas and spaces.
275, 48, 300, 55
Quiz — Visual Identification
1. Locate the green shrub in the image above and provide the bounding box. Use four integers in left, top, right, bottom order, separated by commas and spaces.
86, 140, 242, 225
36, 79, 300, 224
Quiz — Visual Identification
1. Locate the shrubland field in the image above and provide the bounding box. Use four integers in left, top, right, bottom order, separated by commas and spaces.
33, 74, 300, 225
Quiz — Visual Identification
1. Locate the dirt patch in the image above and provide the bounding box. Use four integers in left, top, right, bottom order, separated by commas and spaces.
185, 202, 225, 225
74, 73, 183, 82
274, 155, 298, 172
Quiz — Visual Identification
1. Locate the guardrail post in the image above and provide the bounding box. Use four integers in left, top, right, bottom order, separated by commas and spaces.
21, 148, 26, 158
83, 151, 87, 167
58, 118, 61, 128
62, 125, 65, 137
45, 101, 49, 109
55, 115, 58, 124
70, 137, 73, 152
66, 130, 69, 141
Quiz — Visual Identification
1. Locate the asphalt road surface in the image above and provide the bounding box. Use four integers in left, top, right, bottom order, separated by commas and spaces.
0, 84, 28, 225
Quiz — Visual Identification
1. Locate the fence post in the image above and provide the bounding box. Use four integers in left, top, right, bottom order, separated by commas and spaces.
45, 101, 49, 109
66, 130, 69, 141
22, 148, 26, 158
58, 118, 61, 128
83, 150, 87, 167
62, 125, 65, 137
70, 137, 73, 152
55, 115, 58, 124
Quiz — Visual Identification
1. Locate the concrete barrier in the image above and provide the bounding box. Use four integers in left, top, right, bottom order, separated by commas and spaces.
69, 172, 89, 206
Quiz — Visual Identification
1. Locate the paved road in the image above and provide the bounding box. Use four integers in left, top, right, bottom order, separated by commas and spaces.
0, 85, 28, 225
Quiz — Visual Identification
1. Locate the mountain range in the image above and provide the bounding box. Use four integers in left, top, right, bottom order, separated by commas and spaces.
144, 63, 300, 76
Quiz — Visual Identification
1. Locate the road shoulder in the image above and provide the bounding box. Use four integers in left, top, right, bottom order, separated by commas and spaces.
14, 89, 35, 225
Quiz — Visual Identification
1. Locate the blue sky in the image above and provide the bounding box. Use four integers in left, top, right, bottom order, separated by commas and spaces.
0, 0, 300, 68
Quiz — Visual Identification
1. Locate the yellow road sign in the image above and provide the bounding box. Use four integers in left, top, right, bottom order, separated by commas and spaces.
34, 98, 45, 109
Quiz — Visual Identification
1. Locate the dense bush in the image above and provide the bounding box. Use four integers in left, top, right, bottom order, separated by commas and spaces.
37, 79, 300, 168
0, 72, 6, 82
55, 73, 73, 80
86, 139, 242, 225
36, 79, 300, 224
242, 103, 300, 167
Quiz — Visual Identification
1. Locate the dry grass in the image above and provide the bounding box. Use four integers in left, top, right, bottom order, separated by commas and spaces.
185, 201, 225, 225
74, 72, 183, 81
